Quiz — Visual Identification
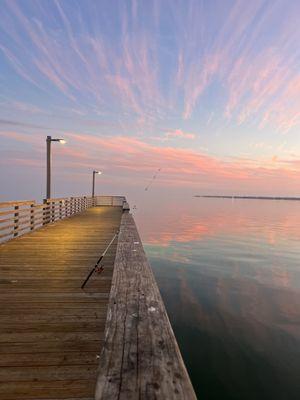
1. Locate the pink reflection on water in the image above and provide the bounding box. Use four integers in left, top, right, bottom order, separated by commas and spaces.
138, 194, 300, 397
135, 196, 300, 247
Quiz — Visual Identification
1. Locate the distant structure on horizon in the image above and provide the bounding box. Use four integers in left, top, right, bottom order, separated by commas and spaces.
195, 195, 300, 201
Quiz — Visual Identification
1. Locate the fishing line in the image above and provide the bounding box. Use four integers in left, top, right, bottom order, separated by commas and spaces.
132, 168, 162, 214
144, 168, 161, 191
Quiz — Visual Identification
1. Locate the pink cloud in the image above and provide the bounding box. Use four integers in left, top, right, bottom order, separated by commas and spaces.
2, 130, 300, 195
0, 44, 40, 88
165, 129, 196, 140
0, 131, 37, 144
62, 133, 300, 191
176, 0, 264, 120
259, 75, 300, 133
182, 54, 221, 120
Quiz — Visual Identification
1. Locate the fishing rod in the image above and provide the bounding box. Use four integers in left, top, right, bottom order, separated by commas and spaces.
81, 231, 119, 289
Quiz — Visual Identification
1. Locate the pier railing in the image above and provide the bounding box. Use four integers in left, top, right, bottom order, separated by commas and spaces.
0, 195, 126, 243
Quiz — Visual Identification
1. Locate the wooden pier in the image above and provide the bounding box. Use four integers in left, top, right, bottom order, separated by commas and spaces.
0, 196, 196, 399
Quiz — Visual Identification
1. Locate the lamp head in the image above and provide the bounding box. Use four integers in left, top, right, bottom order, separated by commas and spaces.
58, 139, 66, 144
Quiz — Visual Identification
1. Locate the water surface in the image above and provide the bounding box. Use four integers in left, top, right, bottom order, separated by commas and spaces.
135, 197, 300, 400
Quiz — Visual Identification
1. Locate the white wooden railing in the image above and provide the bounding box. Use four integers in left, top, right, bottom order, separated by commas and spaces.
0, 195, 126, 243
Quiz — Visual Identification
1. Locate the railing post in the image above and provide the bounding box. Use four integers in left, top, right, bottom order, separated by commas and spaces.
30, 202, 35, 230
43, 199, 50, 225
70, 197, 73, 215
65, 199, 68, 217
13, 205, 19, 237
51, 201, 55, 222
59, 200, 63, 219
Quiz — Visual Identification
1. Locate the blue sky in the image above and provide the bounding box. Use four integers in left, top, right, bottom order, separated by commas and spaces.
0, 0, 300, 201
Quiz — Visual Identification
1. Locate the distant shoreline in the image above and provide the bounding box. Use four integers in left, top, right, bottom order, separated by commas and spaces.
194, 195, 300, 201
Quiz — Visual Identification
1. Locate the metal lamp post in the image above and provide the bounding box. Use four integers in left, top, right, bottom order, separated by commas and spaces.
46, 136, 66, 199
92, 170, 102, 197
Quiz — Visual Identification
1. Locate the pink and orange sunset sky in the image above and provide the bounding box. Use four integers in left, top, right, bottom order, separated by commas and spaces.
0, 0, 300, 202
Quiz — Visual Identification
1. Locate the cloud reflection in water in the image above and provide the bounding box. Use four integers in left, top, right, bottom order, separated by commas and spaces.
137, 198, 300, 399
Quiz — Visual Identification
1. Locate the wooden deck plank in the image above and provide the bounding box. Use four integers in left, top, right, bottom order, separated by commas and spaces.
0, 206, 122, 400
0, 341, 104, 354
0, 380, 95, 400
0, 351, 99, 367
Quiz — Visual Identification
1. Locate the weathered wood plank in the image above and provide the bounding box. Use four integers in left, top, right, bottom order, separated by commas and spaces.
0, 365, 97, 382
0, 351, 99, 367
0, 380, 95, 400
95, 212, 196, 400
0, 340, 104, 354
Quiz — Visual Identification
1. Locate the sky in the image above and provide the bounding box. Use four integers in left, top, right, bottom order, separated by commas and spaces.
0, 0, 300, 202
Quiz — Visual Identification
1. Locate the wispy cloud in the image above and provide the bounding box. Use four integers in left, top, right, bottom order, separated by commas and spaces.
1, 0, 299, 134
174, 0, 300, 130
0, 119, 51, 130
62, 133, 300, 188
0, 0, 164, 125
165, 129, 196, 140
0, 130, 37, 144
0, 99, 44, 114
0, 0, 299, 200
2, 128, 300, 195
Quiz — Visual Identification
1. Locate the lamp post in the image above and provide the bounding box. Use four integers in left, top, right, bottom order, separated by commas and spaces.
46, 136, 66, 199
92, 170, 102, 197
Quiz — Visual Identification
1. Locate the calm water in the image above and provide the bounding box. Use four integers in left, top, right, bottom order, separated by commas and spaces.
135, 197, 300, 400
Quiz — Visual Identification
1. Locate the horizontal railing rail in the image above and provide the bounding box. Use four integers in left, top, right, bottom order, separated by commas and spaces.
96, 195, 126, 206
0, 196, 96, 243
